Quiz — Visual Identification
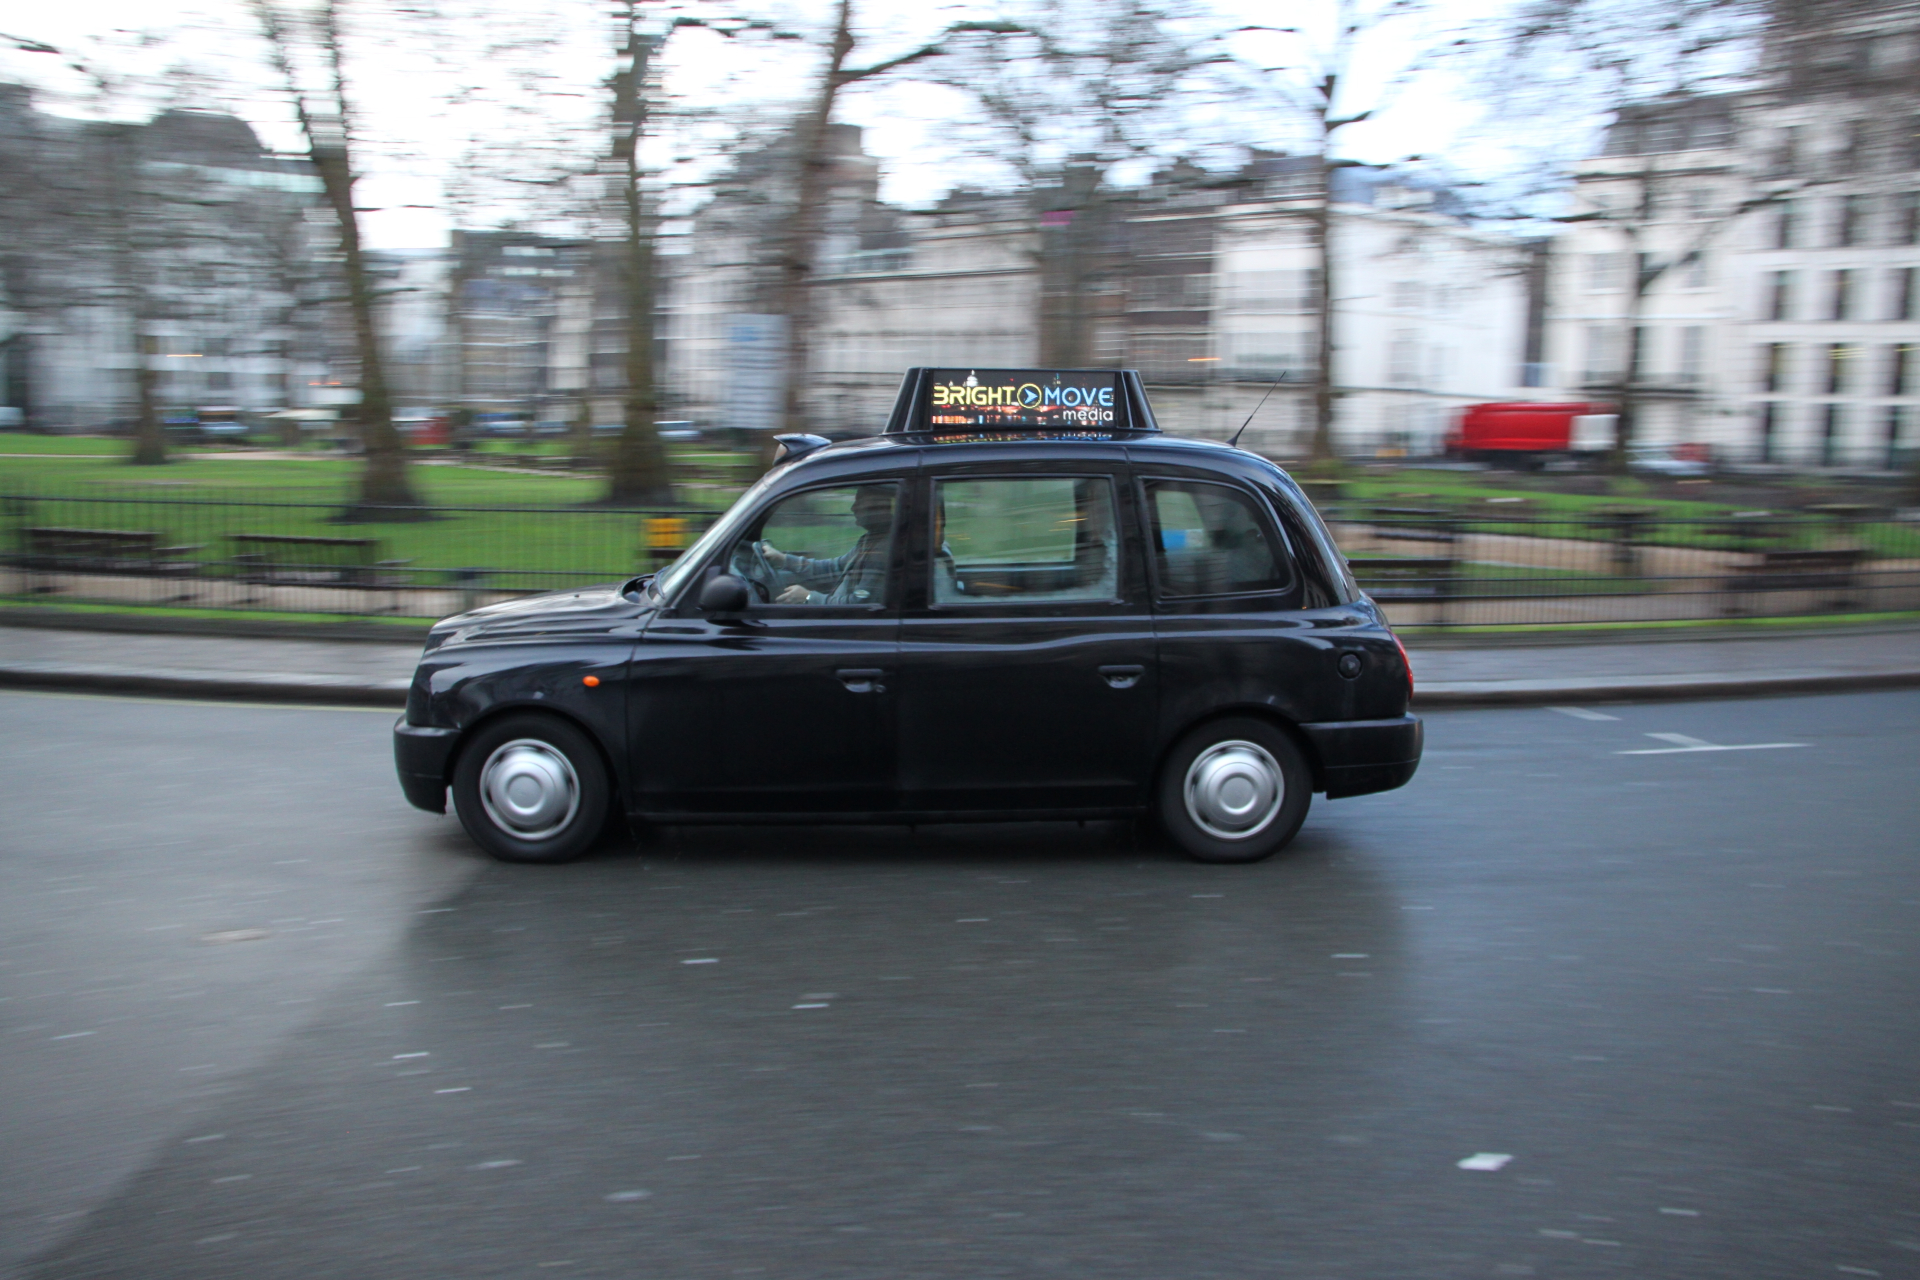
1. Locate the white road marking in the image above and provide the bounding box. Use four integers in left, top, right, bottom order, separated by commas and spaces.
1457, 1152, 1513, 1171
1550, 706, 1619, 721
1618, 732, 1806, 755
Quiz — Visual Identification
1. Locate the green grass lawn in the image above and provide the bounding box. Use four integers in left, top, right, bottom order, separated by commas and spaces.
1323, 468, 1920, 558
0, 438, 751, 585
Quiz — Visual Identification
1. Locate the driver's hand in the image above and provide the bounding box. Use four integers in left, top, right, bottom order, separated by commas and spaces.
757, 541, 788, 570
776, 584, 812, 604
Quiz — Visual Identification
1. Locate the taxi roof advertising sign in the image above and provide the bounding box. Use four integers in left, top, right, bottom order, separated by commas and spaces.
924, 369, 1122, 431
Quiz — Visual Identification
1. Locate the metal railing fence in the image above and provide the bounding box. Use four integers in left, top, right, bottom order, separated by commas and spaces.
1325, 500, 1920, 627
2, 484, 719, 619
3, 483, 1917, 628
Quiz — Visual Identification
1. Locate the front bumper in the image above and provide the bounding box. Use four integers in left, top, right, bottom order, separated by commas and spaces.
1299, 714, 1423, 799
393, 717, 460, 814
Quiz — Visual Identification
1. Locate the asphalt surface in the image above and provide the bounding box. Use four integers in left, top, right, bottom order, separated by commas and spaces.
2, 689, 1917, 1279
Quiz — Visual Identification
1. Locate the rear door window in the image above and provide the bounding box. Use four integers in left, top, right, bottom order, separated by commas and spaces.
932, 477, 1119, 604
1143, 479, 1290, 597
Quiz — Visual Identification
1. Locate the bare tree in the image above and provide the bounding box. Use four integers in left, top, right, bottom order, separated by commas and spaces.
1233, 0, 1452, 465
938, 0, 1225, 368
252, 0, 424, 514
772, 1, 1020, 435
1491, 0, 1773, 470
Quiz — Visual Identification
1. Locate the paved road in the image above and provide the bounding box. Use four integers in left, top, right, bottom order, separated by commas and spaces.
2, 690, 1916, 1279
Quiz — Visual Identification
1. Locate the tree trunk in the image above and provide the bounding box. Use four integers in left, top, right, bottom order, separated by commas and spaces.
605, 8, 672, 505
1038, 167, 1102, 367
256, 0, 424, 515
107, 126, 166, 467
311, 140, 417, 510
131, 334, 165, 465
1608, 269, 1647, 475
773, 0, 857, 439
1308, 144, 1336, 463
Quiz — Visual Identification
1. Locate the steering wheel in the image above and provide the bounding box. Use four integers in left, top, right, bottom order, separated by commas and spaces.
729, 538, 778, 603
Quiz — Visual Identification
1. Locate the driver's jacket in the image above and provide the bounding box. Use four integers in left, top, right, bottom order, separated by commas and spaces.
785, 536, 887, 605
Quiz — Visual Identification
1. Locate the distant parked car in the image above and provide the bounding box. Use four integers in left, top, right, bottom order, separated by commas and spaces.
475, 413, 531, 437
0, 407, 24, 430
1627, 445, 1709, 478
656, 421, 702, 442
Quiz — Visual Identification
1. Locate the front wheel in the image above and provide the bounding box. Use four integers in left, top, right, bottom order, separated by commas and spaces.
451, 713, 610, 864
1156, 717, 1312, 864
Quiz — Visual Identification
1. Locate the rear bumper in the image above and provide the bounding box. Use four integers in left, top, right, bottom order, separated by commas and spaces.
1299, 714, 1423, 799
393, 717, 459, 814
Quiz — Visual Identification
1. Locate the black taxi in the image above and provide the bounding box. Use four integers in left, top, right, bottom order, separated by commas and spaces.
394, 368, 1421, 864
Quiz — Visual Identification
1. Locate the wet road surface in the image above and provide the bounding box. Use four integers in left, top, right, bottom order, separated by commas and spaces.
3, 689, 1916, 1279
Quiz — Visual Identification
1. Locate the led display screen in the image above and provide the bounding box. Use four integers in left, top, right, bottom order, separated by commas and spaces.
924, 369, 1122, 430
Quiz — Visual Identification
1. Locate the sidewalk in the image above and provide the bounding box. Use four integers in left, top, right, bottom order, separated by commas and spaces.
0, 617, 1915, 709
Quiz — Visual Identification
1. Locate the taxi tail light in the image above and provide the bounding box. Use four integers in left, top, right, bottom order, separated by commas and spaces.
1392, 632, 1414, 702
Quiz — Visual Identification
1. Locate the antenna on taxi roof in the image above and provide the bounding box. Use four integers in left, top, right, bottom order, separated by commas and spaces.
1227, 372, 1287, 450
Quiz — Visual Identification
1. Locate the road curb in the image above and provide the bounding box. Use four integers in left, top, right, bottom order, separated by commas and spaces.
1412, 667, 1920, 708
3, 662, 1917, 711
0, 664, 408, 707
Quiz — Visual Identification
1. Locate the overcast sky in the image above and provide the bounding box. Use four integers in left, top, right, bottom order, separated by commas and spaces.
2, 0, 1609, 249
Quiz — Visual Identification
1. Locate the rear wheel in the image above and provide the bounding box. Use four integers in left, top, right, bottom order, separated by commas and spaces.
452, 713, 610, 864
1156, 717, 1311, 864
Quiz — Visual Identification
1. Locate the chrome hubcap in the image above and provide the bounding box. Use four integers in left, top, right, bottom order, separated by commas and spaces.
1184, 740, 1283, 841
479, 739, 580, 842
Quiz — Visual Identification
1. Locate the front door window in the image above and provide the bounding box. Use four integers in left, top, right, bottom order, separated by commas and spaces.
729, 483, 898, 607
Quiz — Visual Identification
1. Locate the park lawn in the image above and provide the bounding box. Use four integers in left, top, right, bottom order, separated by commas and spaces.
0, 448, 743, 585
1329, 469, 1920, 558
0, 433, 146, 456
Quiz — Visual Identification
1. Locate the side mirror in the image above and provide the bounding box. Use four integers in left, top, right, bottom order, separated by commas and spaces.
696, 572, 751, 614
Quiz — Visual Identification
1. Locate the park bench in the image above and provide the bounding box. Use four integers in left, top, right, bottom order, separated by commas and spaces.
17, 526, 203, 574
1724, 547, 1865, 593
228, 533, 412, 587
1350, 556, 1456, 602
1368, 506, 1457, 544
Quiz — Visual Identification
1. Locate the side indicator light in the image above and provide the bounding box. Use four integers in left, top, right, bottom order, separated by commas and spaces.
582, 675, 601, 688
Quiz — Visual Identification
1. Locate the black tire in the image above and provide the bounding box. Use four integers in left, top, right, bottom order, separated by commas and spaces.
1156, 716, 1312, 864
451, 713, 611, 864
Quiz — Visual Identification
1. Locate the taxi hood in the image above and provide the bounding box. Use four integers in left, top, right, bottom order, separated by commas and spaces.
424, 581, 649, 652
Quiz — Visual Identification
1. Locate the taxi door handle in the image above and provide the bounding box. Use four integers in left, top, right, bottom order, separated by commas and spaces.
837, 668, 886, 694
1099, 664, 1145, 689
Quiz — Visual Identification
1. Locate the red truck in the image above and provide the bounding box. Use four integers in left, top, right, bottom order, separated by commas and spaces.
1446, 402, 1616, 467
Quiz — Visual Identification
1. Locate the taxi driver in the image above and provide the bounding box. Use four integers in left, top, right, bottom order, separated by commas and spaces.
757, 487, 893, 605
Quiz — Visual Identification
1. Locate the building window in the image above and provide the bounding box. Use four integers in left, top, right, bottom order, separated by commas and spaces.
1830, 269, 1853, 321
1679, 327, 1705, 384
1827, 343, 1853, 394
1584, 325, 1622, 383
1837, 194, 1866, 246
1889, 406, 1912, 469
1775, 126, 1803, 176
1687, 187, 1713, 218
1910, 115, 1920, 169
1773, 200, 1797, 249
1895, 268, 1916, 321
1762, 342, 1790, 393
1822, 404, 1842, 466
1768, 270, 1794, 320
1898, 192, 1920, 245
1683, 251, 1709, 289
1891, 343, 1914, 396
1587, 253, 1627, 292
1388, 330, 1420, 385
1758, 401, 1779, 463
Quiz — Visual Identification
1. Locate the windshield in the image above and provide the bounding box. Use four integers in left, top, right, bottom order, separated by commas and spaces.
650, 469, 786, 603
